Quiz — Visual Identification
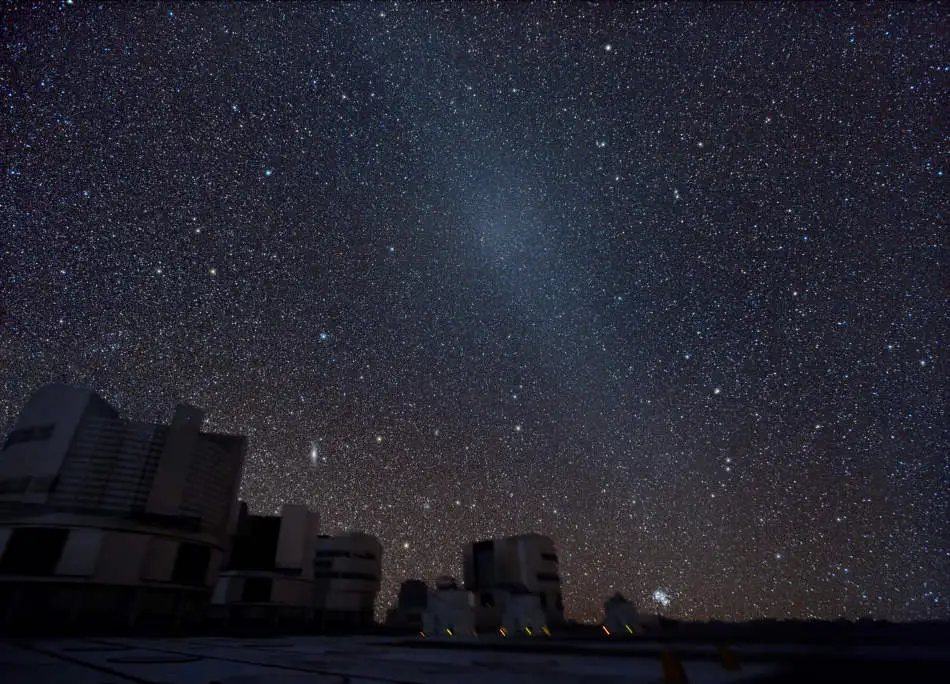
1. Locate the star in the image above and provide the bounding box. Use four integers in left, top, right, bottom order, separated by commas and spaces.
3, 1, 942, 627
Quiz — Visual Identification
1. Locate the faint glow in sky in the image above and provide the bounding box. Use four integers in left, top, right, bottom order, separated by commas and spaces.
653, 589, 672, 607
2, 1, 944, 624
309, 440, 321, 466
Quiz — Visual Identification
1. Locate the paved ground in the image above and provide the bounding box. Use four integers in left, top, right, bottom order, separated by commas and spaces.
2, 634, 949, 683
0, 635, 776, 683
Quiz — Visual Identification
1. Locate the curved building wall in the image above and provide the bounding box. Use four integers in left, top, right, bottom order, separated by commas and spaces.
0, 515, 230, 632
313, 533, 382, 628
0, 384, 247, 634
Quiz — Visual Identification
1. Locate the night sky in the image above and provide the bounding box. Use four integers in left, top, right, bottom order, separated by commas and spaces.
2, 2, 947, 622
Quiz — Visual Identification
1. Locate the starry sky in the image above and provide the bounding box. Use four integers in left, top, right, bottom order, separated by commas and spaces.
2, 2, 947, 623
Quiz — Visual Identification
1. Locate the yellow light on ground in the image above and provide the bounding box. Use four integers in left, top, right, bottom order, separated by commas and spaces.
419, 631, 426, 637
602, 625, 611, 636
542, 626, 551, 636
499, 627, 508, 637
625, 624, 633, 633
446, 628, 454, 636
525, 627, 533, 635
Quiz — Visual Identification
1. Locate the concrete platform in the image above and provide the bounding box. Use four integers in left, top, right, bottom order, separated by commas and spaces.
1, 634, 947, 683
0, 635, 773, 683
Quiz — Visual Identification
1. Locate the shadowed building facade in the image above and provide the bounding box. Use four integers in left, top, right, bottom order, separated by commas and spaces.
210, 502, 321, 629
0, 384, 246, 633
463, 533, 564, 631
312, 532, 382, 630
385, 578, 429, 631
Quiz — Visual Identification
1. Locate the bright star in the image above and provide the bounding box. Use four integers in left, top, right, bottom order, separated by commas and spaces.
653, 589, 672, 607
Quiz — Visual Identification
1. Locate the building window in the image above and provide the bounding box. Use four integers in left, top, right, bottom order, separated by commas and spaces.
0, 477, 31, 495
541, 553, 559, 562
29, 475, 58, 493
313, 570, 378, 581
241, 577, 273, 602
556, 593, 564, 611
2, 424, 54, 451
315, 549, 351, 558
537, 572, 561, 582
171, 542, 211, 586
472, 541, 495, 589
0, 527, 68, 575
340, 571, 378, 581
226, 516, 281, 571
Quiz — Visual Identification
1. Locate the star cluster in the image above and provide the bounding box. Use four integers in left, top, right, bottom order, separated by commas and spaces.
2, 2, 946, 622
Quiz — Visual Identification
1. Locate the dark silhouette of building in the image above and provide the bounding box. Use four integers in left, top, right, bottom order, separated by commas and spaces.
385, 578, 429, 630
312, 532, 382, 630
209, 502, 320, 629
463, 533, 564, 630
0, 385, 246, 634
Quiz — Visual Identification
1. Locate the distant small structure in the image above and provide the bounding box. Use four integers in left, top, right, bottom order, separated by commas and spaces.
463, 533, 564, 631
209, 502, 321, 628
602, 592, 658, 635
0, 384, 246, 633
422, 575, 474, 636
500, 585, 548, 636
385, 579, 428, 631
312, 532, 382, 630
